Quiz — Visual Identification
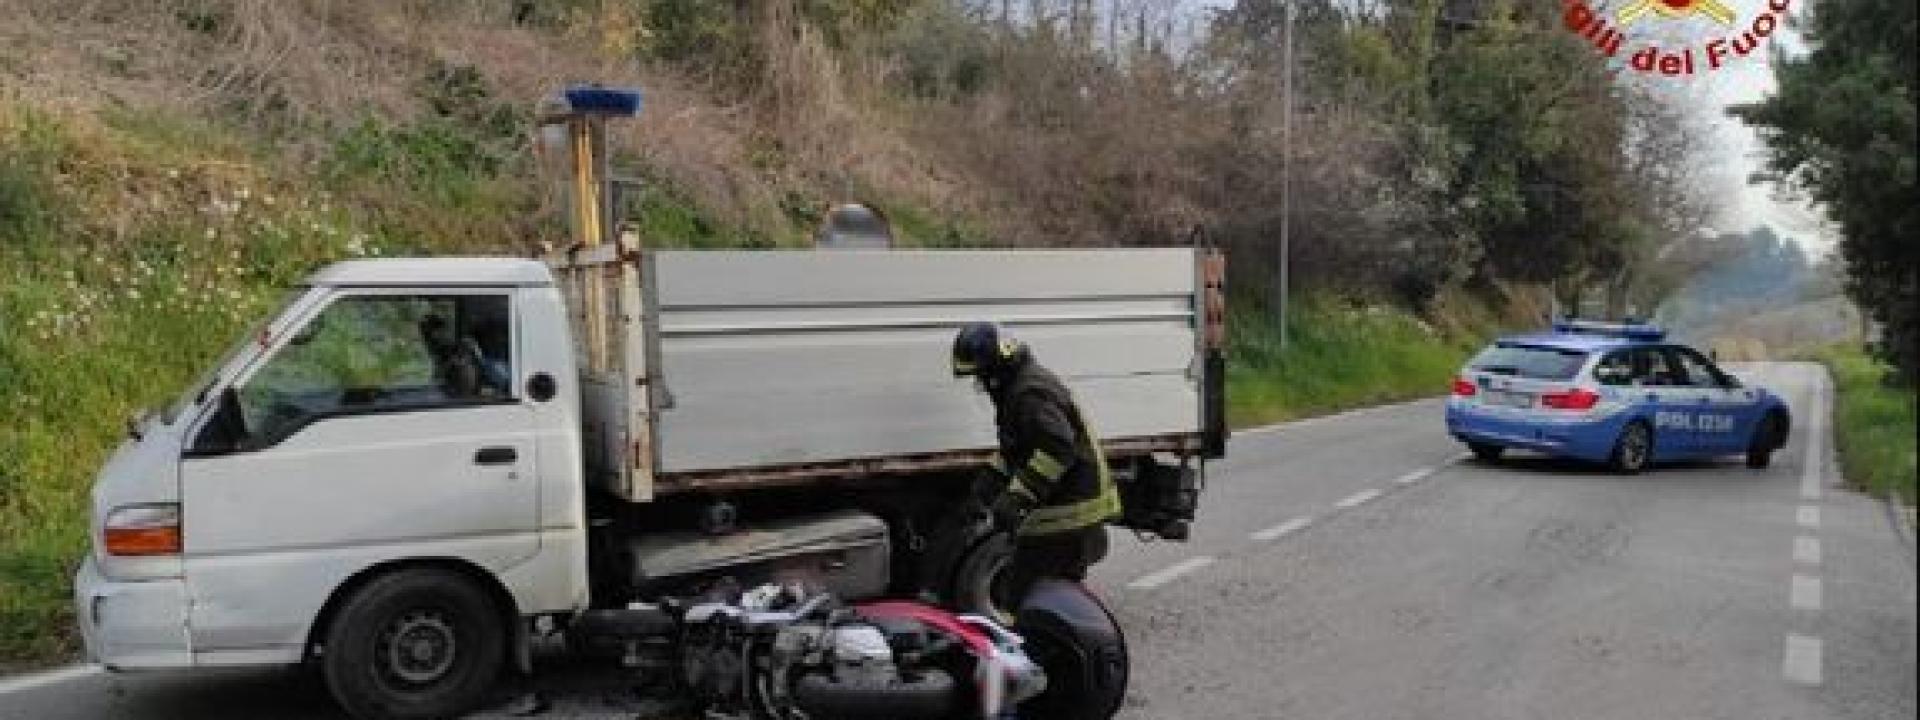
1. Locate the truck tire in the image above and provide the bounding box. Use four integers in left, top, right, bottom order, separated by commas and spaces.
322, 569, 506, 720
1609, 421, 1653, 475
948, 529, 1017, 624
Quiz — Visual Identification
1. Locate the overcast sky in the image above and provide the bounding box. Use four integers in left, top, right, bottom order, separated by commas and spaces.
1671, 0, 1836, 256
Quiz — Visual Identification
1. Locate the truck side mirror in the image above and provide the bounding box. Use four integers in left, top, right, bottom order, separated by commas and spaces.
189, 388, 252, 455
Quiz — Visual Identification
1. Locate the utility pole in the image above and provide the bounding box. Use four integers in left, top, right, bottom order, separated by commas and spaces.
1275, 0, 1294, 347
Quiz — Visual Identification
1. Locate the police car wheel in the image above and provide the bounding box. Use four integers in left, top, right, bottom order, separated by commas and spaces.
1746, 415, 1781, 469
1609, 422, 1652, 474
1467, 442, 1504, 462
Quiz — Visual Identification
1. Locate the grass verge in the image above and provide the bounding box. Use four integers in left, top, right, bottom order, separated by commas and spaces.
1812, 345, 1917, 505
1226, 297, 1489, 428
0, 103, 537, 670
0, 100, 974, 670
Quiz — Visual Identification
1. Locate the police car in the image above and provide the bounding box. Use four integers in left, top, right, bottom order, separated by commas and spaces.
1444, 320, 1791, 473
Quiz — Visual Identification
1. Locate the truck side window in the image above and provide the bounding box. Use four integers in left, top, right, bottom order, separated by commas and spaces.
233, 294, 513, 446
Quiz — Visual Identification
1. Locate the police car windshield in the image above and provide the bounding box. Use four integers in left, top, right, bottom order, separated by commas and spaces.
1468, 344, 1588, 381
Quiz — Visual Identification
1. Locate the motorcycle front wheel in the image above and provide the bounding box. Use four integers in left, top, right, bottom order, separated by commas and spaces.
1015, 580, 1130, 720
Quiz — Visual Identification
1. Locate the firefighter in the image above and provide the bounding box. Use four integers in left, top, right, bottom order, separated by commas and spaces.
951, 322, 1121, 606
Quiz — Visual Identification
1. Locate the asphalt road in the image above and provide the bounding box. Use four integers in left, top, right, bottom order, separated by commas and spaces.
3, 362, 1912, 719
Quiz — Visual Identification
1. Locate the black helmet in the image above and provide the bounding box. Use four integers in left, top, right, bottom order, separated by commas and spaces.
951, 322, 1026, 378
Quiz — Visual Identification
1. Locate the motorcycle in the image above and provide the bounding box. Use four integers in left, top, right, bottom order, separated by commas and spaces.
576, 507, 1129, 719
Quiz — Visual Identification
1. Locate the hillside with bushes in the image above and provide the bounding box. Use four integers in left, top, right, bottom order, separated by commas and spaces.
1, 0, 1718, 666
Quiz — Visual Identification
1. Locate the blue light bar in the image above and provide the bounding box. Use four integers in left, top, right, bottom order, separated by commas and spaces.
1551, 319, 1666, 341
563, 86, 643, 117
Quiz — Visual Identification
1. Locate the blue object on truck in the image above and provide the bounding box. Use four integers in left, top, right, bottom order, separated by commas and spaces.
563, 86, 643, 116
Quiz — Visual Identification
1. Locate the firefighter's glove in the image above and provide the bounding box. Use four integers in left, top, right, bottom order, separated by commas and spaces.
988, 492, 1035, 534
971, 469, 1009, 506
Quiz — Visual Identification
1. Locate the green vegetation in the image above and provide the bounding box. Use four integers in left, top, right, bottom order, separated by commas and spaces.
1226, 298, 1493, 428
1733, 0, 1917, 381
1812, 346, 1917, 505
0, 0, 1710, 668
0, 109, 283, 666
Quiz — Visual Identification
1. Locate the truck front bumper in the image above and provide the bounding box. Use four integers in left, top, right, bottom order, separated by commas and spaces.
73, 556, 193, 670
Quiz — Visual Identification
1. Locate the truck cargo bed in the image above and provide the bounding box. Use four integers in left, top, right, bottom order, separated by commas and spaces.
556, 246, 1217, 502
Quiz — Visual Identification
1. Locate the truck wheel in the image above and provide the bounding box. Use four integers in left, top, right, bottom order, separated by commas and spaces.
1746, 414, 1782, 469
1467, 442, 1504, 462
322, 569, 506, 720
1609, 421, 1653, 475
949, 529, 1017, 624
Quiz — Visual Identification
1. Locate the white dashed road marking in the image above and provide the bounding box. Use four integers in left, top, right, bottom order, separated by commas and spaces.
1790, 574, 1824, 611
1793, 536, 1822, 566
0, 664, 101, 696
1782, 372, 1827, 686
1135, 454, 1459, 593
1334, 489, 1383, 509
1250, 516, 1313, 542
1127, 556, 1217, 590
1783, 634, 1824, 685
1392, 468, 1436, 486
1796, 505, 1820, 529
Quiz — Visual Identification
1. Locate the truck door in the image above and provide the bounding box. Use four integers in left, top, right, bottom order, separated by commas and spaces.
177, 288, 539, 656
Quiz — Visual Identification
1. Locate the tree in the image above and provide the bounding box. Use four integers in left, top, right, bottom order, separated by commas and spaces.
1732, 0, 1918, 381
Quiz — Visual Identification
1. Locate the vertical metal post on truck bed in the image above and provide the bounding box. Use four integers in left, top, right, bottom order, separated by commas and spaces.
536, 87, 656, 501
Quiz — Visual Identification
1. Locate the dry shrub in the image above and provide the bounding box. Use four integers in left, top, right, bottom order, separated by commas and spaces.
0, 0, 956, 247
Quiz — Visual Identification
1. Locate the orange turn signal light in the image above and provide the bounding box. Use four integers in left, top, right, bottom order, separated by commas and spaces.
103, 504, 182, 556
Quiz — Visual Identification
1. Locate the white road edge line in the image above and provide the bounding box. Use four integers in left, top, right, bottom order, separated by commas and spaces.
1790, 574, 1824, 612
1783, 634, 1824, 686
1334, 489, 1383, 509
1250, 516, 1313, 542
1796, 505, 1820, 529
1793, 536, 1822, 566
0, 664, 102, 696
1800, 378, 1826, 501
1126, 556, 1217, 591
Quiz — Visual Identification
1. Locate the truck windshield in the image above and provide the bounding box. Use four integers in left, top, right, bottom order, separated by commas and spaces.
160, 290, 302, 425
1467, 344, 1589, 381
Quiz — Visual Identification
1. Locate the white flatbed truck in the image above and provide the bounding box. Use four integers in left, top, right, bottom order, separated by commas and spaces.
71, 88, 1227, 719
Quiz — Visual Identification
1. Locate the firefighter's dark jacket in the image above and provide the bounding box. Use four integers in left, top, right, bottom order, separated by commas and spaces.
988, 358, 1121, 537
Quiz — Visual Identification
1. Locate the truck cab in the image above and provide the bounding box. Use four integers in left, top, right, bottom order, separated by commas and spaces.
76, 258, 589, 670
